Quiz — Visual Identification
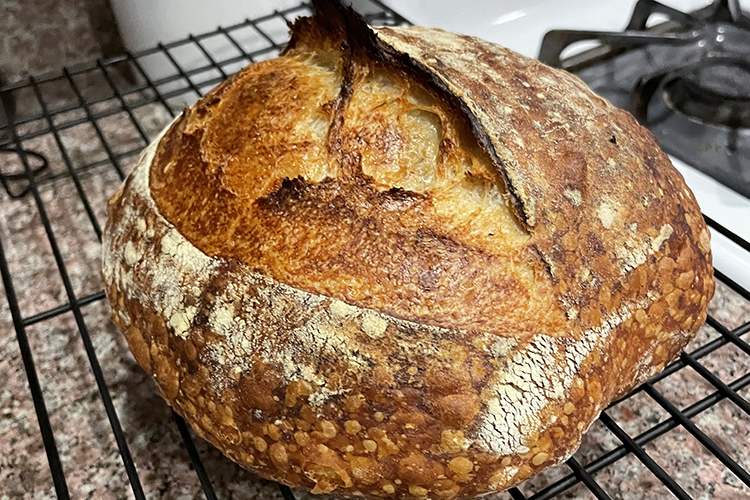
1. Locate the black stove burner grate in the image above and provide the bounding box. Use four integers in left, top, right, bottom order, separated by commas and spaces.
540, 0, 750, 199
0, 2, 749, 500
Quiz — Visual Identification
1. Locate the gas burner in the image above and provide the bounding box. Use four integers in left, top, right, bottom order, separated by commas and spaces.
635, 55, 750, 129
539, 0, 750, 199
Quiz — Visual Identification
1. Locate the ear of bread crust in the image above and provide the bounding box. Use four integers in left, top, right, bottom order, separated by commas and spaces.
102, 2, 714, 499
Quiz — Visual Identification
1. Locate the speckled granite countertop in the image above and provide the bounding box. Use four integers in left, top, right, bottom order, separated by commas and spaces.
1, 101, 749, 500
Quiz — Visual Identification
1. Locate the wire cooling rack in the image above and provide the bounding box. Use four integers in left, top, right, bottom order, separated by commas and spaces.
0, 2, 748, 499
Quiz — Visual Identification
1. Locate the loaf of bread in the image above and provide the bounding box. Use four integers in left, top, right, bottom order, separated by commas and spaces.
102, 2, 714, 498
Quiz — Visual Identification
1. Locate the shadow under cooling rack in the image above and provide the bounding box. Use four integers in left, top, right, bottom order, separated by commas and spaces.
0, 2, 749, 500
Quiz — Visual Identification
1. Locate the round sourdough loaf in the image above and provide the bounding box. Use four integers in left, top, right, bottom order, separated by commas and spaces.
102, 2, 714, 498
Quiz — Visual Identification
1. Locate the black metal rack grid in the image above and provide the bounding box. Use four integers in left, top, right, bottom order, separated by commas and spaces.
0, 2, 748, 499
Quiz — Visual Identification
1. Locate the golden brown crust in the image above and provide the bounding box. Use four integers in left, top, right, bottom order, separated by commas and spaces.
102, 3, 714, 499
148, 47, 563, 338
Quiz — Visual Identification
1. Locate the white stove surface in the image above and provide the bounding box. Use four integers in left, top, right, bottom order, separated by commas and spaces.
384, 0, 750, 292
